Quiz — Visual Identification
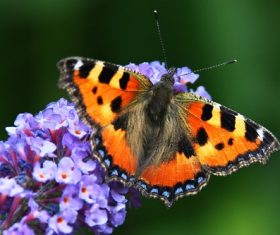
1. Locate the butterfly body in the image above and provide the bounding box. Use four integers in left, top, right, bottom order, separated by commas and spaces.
58, 57, 279, 207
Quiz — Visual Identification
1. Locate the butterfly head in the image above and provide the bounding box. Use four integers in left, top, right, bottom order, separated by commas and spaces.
160, 67, 176, 85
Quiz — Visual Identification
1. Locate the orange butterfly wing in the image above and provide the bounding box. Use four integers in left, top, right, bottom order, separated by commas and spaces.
136, 92, 279, 206
58, 57, 151, 128
137, 152, 209, 207
93, 123, 137, 183
176, 93, 280, 175
58, 57, 152, 182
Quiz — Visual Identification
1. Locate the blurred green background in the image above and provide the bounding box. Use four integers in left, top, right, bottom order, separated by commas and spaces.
0, 0, 280, 234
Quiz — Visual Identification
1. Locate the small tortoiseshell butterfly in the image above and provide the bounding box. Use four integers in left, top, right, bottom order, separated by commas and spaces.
58, 57, 280, 207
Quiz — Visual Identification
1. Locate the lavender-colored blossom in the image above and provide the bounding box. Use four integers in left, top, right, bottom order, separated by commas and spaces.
27, 137, 57, 157
28, 198, 50, 223
85, 204, 108, 227
0, 178, 24, 197
126, 61, 211, 99
191, 86, 212, 100
0, 98, 140, 234
48, 209, 77, 234
79, 175, 108, 206
71, 148, 96, 174
6, 113, 38, 136
3, 223, 35, 235
59, 185, 83, 211
32, 160, 57, 182
55, 157, 82, 184
175, 66, 199, 84
68, 121, 89, 138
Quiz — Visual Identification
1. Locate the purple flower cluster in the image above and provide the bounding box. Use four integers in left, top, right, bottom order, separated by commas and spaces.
126, 61, 211, 99
0, 99, 139, 234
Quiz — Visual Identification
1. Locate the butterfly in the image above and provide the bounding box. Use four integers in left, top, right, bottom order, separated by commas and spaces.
57, 57, 280, 207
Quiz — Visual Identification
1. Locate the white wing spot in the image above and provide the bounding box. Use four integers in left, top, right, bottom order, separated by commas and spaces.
257, 128, 264, 141
74, 60, 83, 70
236, 114, 245, 120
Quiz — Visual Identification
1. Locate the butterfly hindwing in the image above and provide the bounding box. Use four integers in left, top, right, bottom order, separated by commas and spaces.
137, 152, 209, 207
175, 92, 280, 175
93, 123, 137, 184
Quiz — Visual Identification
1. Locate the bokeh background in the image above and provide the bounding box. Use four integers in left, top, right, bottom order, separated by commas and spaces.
0, 0, 280, 234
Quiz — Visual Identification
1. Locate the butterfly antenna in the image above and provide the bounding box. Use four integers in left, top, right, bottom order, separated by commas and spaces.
154, 10, 168, 68
193, 59, 237, 73
179, 59, 238, 77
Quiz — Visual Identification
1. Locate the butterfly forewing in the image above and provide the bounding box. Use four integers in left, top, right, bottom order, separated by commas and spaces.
57, 57, 152, 184
57, 57, 152, 128
175, 92, 280, 175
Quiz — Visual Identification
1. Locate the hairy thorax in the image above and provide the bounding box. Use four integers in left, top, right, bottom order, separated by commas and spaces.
126, 80, 187, 175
